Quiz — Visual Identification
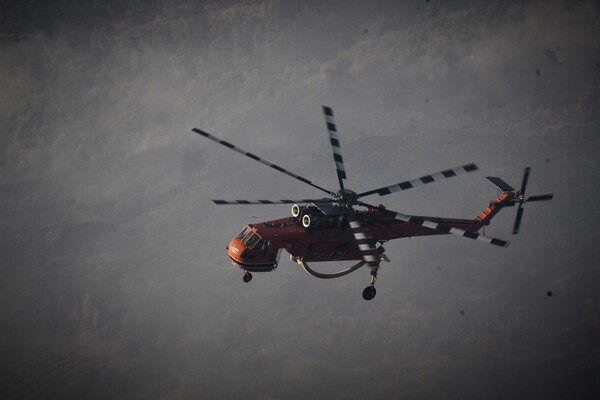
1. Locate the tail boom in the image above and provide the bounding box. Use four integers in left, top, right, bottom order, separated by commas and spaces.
474, 192, 513, 229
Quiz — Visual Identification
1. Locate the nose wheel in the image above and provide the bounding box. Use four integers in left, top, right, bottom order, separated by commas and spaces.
243, 271, 253, 283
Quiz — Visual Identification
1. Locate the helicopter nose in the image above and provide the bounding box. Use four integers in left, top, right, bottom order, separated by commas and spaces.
227, 237, 278, 272
228, 240, 244, 257
228, 238, 257, 260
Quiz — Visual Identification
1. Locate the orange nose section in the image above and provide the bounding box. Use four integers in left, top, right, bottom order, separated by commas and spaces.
227, 237, 278, 272
228, 238, 245, 259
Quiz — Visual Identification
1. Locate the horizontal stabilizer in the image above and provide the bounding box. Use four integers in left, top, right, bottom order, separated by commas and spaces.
486, 176, 515, 192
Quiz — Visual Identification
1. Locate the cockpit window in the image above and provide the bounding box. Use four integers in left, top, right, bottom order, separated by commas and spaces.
237, 226, 250, 240
244, 232, 262, 249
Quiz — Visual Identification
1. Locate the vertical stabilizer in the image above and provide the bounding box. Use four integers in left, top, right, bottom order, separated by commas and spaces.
485, 176, 515, 192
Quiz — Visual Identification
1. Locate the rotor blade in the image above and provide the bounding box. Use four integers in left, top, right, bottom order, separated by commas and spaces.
322, 106, 347, 190
385, 209, 510, 247
512, 205, 524, 234
347, 211, 379, 267
520, 167, 531, 195
526, 193, 553, 202
192, 128, 334, 196
357, 163, 479, 198
210, 199, 334, 205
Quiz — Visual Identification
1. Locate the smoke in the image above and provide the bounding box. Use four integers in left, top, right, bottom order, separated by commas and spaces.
1, 1, 599, 399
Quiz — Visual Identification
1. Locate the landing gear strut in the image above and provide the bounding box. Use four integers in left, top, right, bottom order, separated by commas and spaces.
361, 248, 389, 301
243, 271, 253, 283
362, 268, 378, 301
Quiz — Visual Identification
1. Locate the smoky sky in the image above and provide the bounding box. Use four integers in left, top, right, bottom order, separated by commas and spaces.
1, 1, 599, 399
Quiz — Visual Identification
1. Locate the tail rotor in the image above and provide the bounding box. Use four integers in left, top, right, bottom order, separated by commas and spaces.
512, 167, 553, 234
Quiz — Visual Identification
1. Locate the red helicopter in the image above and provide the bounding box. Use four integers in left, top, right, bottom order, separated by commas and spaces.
192, 106, 553, 300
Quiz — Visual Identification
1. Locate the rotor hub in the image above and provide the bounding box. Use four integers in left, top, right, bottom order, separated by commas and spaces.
336, 188, 358, 205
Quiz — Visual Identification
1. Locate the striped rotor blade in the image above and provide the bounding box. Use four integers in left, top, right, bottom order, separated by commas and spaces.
193, 128, 333, 196
387, 209, 510, 248
211, 199, 333, 205
322, 106, 347, 190
347, 211, 379, 267
358, 163, 479, 198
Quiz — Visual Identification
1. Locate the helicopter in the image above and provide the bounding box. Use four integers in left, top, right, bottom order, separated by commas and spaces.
192, 106, 553, 300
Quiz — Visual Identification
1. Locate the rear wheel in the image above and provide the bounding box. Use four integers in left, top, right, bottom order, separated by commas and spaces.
243, 272, 253, 283
362, 286, 376, 300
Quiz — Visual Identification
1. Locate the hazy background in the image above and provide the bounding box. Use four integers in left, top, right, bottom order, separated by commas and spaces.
1, 0, 599, 398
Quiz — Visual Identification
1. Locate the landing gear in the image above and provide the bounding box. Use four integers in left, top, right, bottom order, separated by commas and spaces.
243, 271, 253, 283
362, 285, 376, 300
362, 270, 378, 301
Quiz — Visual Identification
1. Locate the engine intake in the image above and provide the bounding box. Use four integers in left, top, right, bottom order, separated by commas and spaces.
302, 213, 321, 229
291, 204, 301, 218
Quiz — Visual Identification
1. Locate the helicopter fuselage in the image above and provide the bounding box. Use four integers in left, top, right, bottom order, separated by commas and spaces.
227, 194, 510, 273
